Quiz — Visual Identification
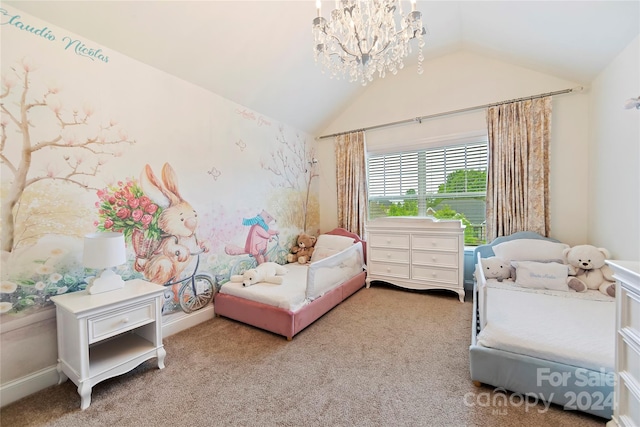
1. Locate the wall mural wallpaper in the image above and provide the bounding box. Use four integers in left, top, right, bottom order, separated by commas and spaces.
0, 7, 319, 325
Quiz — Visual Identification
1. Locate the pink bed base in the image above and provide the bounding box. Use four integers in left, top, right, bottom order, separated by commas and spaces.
214, 271, 366, 340
214, 228, 367, 340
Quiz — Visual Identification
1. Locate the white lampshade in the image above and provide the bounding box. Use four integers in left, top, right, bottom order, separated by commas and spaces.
83, 232, 127, 294
83, 232, 127, 268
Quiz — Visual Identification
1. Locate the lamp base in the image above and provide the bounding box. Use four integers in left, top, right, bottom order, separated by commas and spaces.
87, 269, 125, 295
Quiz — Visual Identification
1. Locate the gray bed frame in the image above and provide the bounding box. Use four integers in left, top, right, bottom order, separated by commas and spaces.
469, 231, 614, 419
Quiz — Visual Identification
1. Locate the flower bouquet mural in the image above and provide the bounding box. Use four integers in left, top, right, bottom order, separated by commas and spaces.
95, 179, 163, 272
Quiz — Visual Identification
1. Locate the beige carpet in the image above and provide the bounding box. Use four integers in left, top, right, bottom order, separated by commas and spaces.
2, 285, 606, 427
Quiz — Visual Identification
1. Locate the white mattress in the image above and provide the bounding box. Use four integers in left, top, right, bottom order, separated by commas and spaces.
476, 284, 615, 371
220, 263, 309, 312
219, 242, 365, 313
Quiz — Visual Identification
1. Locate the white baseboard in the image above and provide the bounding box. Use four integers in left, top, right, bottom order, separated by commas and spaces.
0, 305, 215, 408
0, 366, 60, 408
161, 304, 215, 338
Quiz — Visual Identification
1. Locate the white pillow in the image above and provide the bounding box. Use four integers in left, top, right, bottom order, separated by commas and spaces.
511, 261, 570, 291
310, 234, 355, 263
493, 239, 569, 262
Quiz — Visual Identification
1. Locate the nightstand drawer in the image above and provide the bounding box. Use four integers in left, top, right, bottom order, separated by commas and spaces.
369, 233, 410, 249
88, 302, 155, 344
369, 247, 410, 263
412, 235, 458, 252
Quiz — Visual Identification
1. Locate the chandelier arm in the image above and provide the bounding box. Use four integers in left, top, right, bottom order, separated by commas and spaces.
323, 31, 363, 59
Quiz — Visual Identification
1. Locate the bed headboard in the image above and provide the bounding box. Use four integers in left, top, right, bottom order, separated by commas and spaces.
473, 231, 561, 265
324, 228, 367, 263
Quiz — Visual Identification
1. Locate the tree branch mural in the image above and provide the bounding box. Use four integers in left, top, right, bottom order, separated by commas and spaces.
0, 59, 135, 252
260, 126, 318, 232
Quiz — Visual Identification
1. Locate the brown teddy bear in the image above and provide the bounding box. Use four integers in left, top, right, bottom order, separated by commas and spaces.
287, 233, 317, 264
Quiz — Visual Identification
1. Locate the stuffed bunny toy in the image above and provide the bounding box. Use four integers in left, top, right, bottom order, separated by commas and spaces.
139, 163, 209, 289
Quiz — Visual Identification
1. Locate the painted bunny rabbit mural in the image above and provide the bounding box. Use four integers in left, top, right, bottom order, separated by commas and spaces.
136, 163, 209, 289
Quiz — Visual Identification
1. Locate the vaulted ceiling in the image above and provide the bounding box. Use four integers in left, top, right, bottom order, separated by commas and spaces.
6, 1, 639, 135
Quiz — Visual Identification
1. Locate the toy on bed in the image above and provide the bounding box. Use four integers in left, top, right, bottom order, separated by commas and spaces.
477, 256, 512, 282
230, 262, 288, 287
564, 244, 616, 297
287, 233, 317, 264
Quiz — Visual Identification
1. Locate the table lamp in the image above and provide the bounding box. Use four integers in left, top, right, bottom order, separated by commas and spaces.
83, 232, 127, 294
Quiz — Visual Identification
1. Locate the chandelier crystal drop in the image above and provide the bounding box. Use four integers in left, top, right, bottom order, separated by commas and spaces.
313, 0, 426, 86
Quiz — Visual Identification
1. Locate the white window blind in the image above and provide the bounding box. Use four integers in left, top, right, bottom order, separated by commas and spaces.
368, 141, 488, 200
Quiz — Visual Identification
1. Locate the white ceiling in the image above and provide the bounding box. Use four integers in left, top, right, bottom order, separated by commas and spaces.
6, 1, 639, 135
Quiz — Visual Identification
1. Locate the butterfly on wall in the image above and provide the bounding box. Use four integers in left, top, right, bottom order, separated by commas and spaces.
207, 166, 221, 180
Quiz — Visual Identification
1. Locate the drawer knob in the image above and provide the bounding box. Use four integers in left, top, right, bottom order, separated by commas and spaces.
386, 239, 391, 244
386, 253, 391, 258
432, 256, 437, 261
121, 317, 130, 324
432, 273, 437, 277
386, 267, 391, 272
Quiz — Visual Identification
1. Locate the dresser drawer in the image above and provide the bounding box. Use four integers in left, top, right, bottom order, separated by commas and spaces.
369, 262, 410, 279
620, 285, 640, 340
620, 333, 640, 387
412, 235, 458, 252
370, 247, 410, 263
369, 233, 410, 249
618, 374, 640, 427
412, 265, 459, 285
412, 250, 458, 267
88, 302, 156, 344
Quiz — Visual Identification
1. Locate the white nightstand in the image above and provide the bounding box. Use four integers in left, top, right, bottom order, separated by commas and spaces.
51, 279, 166, 410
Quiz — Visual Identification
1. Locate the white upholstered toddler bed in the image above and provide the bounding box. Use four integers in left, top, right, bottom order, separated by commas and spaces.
469, 232, 616, 419
214, 228, 367, 340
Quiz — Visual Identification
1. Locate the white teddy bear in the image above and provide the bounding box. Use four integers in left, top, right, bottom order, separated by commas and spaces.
230, 262, 288, 287
563, 245, 616, 297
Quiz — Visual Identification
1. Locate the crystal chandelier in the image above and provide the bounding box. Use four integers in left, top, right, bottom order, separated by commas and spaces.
312, 0, 426, 85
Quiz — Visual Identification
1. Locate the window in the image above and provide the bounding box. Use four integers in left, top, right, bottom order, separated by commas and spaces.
367, 140, 488, 245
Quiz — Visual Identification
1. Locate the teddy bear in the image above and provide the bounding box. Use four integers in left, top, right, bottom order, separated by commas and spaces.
477, 257, 512, 282
563, 245, 616, 297
287, 233, 317, 264
230, 262, 288, 287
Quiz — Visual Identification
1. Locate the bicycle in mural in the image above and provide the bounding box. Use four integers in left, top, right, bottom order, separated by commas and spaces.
161, 249, 215, 314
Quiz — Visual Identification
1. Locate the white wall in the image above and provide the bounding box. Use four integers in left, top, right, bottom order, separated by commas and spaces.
318, 51, 589, 245
588, 36, 640, 260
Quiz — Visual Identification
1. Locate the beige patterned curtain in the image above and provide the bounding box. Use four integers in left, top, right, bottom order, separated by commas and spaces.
486, 96, 552, 241
335, 131, 368, 238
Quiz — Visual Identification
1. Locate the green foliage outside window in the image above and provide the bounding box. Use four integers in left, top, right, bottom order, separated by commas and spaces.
371, 170, 487, 245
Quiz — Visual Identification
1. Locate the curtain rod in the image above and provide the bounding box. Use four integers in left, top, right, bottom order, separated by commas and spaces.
317, 86, 585, 140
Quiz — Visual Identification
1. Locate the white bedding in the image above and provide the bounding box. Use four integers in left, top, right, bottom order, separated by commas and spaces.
220, 263, 309, 312
219, 242, 365, 312
476, 284, 615, 371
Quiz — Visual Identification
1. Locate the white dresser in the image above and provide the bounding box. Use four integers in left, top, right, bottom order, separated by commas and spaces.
606, 260, 640, 427
365, 217, 465, 302
51, 279, 166, 410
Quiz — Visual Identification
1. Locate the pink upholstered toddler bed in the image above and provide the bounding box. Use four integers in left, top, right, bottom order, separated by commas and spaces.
214, 228, 367, 340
